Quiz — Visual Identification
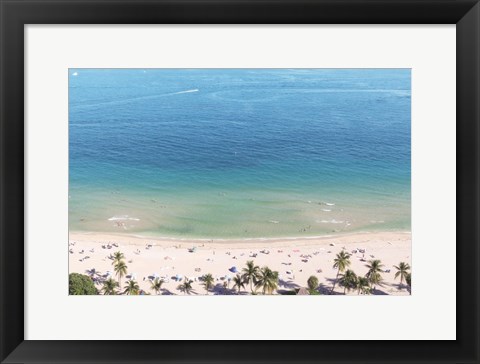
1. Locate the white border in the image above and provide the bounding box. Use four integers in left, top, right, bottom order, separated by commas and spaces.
25, 25, 456, 340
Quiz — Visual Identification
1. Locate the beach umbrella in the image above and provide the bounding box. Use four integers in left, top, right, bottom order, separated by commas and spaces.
175, 274, 183, 281
229, 266, 238, 273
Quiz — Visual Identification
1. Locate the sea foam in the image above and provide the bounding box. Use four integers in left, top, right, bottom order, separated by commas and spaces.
108, 215, 140, 221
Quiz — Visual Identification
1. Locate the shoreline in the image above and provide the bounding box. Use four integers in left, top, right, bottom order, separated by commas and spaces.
69, 230, 411, 295
69, 229, 411, 246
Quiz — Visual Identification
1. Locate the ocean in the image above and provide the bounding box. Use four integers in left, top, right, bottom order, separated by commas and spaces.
69, 69, 411, 239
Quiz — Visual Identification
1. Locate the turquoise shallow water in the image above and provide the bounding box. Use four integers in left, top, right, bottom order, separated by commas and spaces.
69, 69, 411, 238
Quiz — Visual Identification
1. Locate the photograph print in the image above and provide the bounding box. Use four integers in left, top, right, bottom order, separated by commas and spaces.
68, 68, 411, 296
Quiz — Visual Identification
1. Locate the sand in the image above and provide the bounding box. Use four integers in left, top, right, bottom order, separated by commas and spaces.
69, 231, 411, 295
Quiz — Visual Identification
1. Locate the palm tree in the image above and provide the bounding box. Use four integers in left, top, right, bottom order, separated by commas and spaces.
394, 262, 411, 289
123, 279, 140, 295
150, 277, 163, 295
101, 277, 118, 295
405, 272, 412, 295
331, 250, 351, 294
114, 260, 128, 286
365, 259, 384, 292
356, 277, 371, 295
307, 275, 319, 294
242, 260, 260, 293
339, 269, 357, 294
255, 266, 279, 295
112, 251, 125, 266
202, 273, 214, 295
232, 274, 246, 294
177, 279, 194, 295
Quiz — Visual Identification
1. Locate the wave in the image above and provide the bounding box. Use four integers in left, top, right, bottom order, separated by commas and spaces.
108, 215, 140, 221
318, 201, 335, 206
317, 219, 344, 224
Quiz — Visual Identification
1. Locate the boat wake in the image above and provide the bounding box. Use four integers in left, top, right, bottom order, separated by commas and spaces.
172, 89, 199, 95
71, 89, 199, 110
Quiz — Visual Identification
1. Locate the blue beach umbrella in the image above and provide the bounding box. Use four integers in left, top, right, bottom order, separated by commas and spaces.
229, 266, 238, 273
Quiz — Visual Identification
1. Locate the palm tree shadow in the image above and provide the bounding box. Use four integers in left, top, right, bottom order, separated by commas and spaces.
318, 283, 341, 295
324, 277, 336, 284
368, 281, 392, 295
371, 289, 390, 295
211, 283, 224, 295
211, 283, 236, 295
86, 268, 100, 276
322, 277, 344, 295
279, 279, 300, 289
391, 283, 409, 292
277, 289, 297, 295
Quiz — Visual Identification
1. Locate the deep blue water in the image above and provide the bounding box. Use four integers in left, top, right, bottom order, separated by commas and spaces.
69, 69, 411, 238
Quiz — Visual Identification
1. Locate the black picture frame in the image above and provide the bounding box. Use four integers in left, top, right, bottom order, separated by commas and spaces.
1, 0, 479, 363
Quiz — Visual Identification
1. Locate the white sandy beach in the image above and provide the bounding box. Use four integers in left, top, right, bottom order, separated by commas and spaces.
69, 231, 412, 295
